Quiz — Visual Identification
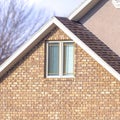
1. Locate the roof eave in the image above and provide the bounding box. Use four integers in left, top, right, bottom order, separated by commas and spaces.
69, 0, 100, 21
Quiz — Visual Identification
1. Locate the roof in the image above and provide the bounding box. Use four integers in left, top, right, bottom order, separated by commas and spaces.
57, 17, 120, 74
0, 17, 120, 80
69, 0, 100, 21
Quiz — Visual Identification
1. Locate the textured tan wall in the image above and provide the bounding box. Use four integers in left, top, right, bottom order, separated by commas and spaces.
0, 27, 120, 120
81, 0, 120, 56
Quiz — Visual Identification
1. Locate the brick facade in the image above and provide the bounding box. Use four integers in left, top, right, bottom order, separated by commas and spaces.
0, 27, 120, 120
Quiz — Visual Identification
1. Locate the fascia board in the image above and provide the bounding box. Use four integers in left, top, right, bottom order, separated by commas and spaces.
69, 0, 100, 21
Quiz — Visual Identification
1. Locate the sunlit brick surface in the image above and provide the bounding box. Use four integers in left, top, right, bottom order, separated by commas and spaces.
0, 27, 120, 120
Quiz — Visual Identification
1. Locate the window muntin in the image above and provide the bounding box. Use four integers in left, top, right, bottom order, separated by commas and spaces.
46, 41, 74, 78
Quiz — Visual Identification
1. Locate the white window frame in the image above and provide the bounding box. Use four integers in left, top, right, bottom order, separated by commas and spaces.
46, 41, 74, 78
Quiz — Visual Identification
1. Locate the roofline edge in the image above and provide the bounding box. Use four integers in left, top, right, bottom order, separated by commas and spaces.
69, 0, 100, 21
0, 17, 120, 81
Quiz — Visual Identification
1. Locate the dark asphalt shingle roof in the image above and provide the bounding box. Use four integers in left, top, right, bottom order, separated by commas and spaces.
57, 17, 120, 74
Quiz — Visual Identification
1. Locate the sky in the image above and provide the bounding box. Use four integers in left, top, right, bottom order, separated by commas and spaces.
25, 0, 86, 38
30, 0, 85, 17
0, 0, 86, 61
27, 0, 86, 29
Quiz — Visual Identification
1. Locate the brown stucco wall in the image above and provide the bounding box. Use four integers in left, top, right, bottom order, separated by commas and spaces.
0, 27, 120, 120
81, 0, 120, 56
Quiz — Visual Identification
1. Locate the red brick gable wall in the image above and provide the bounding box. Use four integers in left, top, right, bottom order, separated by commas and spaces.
0, 27, 120, 120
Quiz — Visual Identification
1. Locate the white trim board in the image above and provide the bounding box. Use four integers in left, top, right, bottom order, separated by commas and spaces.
112, 0, 120, 8
0, 17, 120, 81
69, 0, 100, 21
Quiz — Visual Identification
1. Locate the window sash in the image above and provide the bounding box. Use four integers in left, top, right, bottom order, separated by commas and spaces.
48, 43, 59, 76
63, 43, 74, 76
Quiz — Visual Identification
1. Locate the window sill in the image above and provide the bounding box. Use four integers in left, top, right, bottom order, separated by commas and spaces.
46, 75, 75, 79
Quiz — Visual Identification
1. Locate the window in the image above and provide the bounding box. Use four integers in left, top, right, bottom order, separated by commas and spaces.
46, 41, 74, 78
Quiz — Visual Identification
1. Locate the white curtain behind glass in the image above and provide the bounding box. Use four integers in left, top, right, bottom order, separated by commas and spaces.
63, 43, 74, 75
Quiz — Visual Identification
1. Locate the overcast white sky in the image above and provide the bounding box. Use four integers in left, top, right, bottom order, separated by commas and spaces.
30, 0, 86, 17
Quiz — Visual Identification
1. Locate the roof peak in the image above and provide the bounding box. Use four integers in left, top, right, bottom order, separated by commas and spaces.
0, 17, 120, 80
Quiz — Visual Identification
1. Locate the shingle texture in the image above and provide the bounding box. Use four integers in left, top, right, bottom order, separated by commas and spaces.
57, 17, 120, 74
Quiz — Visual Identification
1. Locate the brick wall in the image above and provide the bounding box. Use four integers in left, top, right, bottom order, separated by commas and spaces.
0, 27, 120, 120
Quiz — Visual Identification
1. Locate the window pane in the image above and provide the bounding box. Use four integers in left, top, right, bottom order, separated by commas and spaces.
63, 43, 74, 76
48, 43, 59, 76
